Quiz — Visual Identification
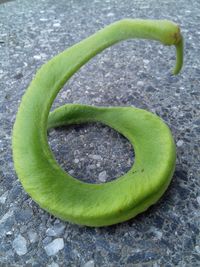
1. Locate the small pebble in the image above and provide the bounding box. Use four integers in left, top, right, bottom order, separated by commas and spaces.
83, 260, 95, 267
98, 171, 107, 182
47, 262, 59, 267
12, 234, 27, 256
28, 231, 38, 243
195, 246, 200, 254
107, 12, 114, 17
0, 191, 8, 204
44, 238, 64, 256
46, 222, 65, 237
0, 210, 13, 224
53, 23, 61, 27
33, 55, 42, 60
40, 18, 48, 22
137, 81, 145, 87
195, 246, 200, 255
177, 140, 184, 147
150, 227, 163, 239
143, 59, 150, 65
89, 154, 102, 160
197, 196, 200, 205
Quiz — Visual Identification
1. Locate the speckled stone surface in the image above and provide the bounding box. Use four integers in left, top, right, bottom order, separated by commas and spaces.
0, 0, 200, 266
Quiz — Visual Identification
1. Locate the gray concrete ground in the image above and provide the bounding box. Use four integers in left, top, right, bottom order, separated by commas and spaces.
0, 0, 200, 266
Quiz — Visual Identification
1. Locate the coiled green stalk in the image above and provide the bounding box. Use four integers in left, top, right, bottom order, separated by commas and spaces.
12, 19, 183, 226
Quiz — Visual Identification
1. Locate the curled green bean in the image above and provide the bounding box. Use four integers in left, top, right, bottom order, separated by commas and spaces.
12, 19, 183, 226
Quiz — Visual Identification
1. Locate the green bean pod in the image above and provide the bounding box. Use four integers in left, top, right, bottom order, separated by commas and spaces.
12, 19, 183, 226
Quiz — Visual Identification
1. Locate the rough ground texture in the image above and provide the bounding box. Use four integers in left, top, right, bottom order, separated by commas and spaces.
0, 0, 200, 266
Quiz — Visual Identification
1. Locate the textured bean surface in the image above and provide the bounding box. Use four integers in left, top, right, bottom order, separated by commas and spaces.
0, 0, 200, 266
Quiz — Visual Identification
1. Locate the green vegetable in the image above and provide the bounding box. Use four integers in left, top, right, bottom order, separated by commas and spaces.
12, 19, 183, 227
